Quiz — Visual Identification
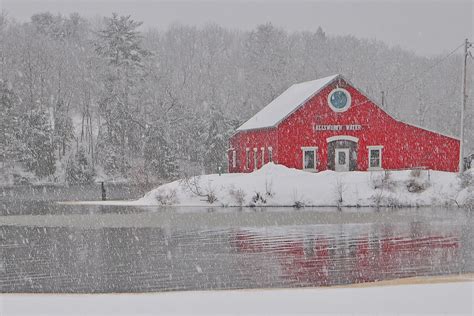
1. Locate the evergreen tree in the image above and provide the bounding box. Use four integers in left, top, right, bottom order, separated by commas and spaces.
204, 107, 228, 174
0, 81, 20, 165
18, 108, 56, 178
53, 100, 75, 158
143, 128, 178, 180
95, 13, 150, 177
65, 146, 95, 184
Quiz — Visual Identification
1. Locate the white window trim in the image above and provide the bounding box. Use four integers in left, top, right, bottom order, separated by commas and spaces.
327, 88, 352, 113
253, 148, 258, 170
301, 146, 318, 172
245, 148, 250, 170
326, 135, 359, 143
261, 147, 265, 167
367, 145, 383, 170
268, 147, 273, 162
232, 150, 236, 168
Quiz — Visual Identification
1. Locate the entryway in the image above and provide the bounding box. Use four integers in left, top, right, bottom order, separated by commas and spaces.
326, 136, 359, 171
335, 148, 350, 172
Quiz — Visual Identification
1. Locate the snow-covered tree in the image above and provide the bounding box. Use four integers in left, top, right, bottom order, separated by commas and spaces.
204, 106, 228, 174
65, 146, 95, 184
143, 128, 178, 180
0, 80, 20, 165
17, 108, 56, 178
94, 13, 150, 176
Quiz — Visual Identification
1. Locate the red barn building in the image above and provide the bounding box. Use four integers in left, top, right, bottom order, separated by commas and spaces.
228, 74, 460, 173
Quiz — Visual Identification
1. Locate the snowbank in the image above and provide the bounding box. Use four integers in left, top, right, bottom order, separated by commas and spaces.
2, 281, 472, 315
133, 163, 473, 208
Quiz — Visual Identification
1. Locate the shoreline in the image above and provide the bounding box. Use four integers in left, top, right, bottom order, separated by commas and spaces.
57, 199, 464, 208
2, 273, 473, 295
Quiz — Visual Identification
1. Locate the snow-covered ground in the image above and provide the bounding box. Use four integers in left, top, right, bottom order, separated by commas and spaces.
1, 280, 472, 315
74, 163, 473, 208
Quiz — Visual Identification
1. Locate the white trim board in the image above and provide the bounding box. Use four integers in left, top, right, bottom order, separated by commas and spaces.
301, 146, 318, 172
326, 135, 359, 143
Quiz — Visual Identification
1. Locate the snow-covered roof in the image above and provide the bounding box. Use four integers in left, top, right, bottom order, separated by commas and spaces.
237, 74, 340, 131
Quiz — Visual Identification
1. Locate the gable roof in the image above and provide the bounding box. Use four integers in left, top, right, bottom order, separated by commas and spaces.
237, 74, 340, 131
235, 74, 459, 140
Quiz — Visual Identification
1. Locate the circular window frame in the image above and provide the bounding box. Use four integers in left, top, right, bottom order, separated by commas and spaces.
327, 88, 351, 113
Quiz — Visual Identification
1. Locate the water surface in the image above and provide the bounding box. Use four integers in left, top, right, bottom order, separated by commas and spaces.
1, 201, 472, 293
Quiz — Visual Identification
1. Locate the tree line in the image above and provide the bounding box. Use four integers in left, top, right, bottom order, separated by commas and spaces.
0, 12, 471, 184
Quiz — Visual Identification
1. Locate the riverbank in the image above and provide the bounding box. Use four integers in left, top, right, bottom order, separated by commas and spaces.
68, 163, 473, 208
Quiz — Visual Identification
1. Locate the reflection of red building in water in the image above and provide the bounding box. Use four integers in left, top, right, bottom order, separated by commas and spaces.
231, 227, 459, 286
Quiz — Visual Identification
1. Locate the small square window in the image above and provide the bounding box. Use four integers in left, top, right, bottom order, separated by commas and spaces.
302, 147, 317, 171
368, 146, 383, 169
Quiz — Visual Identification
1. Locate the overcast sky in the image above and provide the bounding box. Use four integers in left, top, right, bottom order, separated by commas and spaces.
1, 0, 472, 56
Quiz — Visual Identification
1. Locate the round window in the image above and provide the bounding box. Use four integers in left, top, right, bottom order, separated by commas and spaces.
327, 88, 351, 112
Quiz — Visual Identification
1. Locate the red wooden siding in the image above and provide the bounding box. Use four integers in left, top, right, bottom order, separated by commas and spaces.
228, 77, 459, 173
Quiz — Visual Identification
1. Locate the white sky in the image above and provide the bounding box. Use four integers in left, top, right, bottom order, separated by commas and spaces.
1, 0, 472, 56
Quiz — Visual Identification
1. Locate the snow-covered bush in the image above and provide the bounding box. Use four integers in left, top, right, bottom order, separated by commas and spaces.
371, 189, 384, 208
228, 186, 246, 206
251, 192, 267, 205
371, 171, 395, 191
292, 189, 306, 209
462, 195, 474, 211
154, 187, 178, 205
334, 178, 346, 207
458, 171, 473, 189
205, 183, 218, 204
406, 169, 430, 193
406, 179, 428, 193
265, 179, 275, 197
410, 169, 422, 178
180, 176, 218, 204
293, 201, 305, 209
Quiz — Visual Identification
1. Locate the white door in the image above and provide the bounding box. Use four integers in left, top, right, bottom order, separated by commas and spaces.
335, 148, 350, 172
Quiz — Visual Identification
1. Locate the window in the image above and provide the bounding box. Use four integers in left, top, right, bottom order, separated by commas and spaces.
253, 148, 258, 170
261, 147, 265, 167
339, 150, 347, 165
327, 88, 351, 112
302, 147, 317, 171
245, 148, 250, 169
232, 150, 236, 168
368, 146, 383, 169
268, 147, 273, 163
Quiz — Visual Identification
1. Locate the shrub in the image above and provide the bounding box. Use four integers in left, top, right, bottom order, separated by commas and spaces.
205, 183, 218, 204
371, 189, 384, 208
265, 179, 274, 197
293, 201, 305, 209
251, 192, 267, 205
371, 171, 395, 191
410, 169, 422, 178
180, 175, 218, 204
458, 171, 473, 189
334, 178, 345, 206
406, 169, 429, 193
155, 187, 178, 205
229, 186, 246, 206
292, 189, 306, 209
